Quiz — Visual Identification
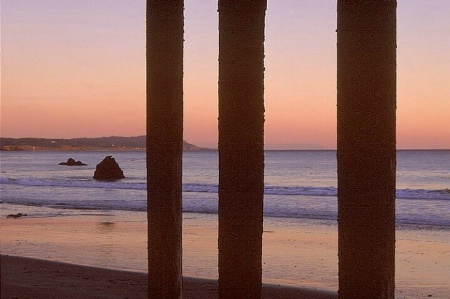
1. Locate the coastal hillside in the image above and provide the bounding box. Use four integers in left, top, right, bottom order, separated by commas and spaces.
0, 136, 208, 151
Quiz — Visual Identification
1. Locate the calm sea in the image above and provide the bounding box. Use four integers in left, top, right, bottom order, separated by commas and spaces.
1, 150, 449, 228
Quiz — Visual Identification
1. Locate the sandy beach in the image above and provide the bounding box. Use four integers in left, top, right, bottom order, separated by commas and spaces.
1, 255, 337, 299
1, 206, 449, 298
0, 207, 339, 298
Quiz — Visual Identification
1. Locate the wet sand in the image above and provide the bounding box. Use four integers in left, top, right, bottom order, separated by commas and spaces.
1, 207, 449, 298
0, 209, 339, 289
0, 255, 336, 299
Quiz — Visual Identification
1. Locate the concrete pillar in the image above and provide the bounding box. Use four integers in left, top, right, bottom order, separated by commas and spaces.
218, 1, 267, 298
146, 1, 184, 298
337, 1, 397, 298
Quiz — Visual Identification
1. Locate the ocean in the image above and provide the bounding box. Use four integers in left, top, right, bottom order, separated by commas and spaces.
1, 150, 449, 227
1, 150, 450, 297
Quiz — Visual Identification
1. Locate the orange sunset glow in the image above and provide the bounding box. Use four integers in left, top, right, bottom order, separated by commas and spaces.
1, 0, 449, 149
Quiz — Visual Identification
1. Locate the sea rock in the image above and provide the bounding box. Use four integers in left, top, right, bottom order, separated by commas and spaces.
7, 213, 27, 219
59, 158, 87, 166
93, 156, 125, 180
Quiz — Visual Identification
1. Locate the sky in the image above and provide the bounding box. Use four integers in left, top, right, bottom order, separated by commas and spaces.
1, 0, 449, 149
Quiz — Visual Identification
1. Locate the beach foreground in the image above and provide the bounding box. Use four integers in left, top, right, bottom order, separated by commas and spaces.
1, 206, 449, 298
1, 255, 337, 299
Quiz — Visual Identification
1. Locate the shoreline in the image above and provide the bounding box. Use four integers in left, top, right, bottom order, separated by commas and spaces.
0, 254, 337, 299
0, 208, 340, 290
1, 208, 449, 298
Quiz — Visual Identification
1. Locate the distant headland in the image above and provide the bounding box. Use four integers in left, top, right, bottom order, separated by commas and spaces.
0, 136, 210, 151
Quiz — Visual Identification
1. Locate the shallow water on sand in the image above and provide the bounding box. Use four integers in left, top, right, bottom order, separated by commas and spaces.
1, 206, 449, 298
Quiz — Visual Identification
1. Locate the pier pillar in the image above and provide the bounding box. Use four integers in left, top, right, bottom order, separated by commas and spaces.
337, 1, 397, 298
146, 1, 184, 298
218, 1, 267, 298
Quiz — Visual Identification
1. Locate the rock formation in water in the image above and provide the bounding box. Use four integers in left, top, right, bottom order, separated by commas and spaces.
59, 158, 87, 166
93, 156, 125, 180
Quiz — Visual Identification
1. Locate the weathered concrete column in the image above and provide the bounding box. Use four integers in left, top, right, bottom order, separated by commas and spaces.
218, 1, 266, 298
146, 1, 184, 298
337, 1, 397, 298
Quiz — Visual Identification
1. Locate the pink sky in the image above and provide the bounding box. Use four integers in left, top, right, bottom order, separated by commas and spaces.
1, 0, 449, 149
